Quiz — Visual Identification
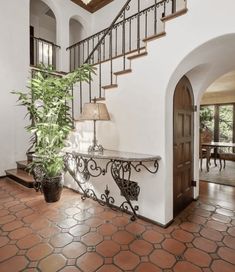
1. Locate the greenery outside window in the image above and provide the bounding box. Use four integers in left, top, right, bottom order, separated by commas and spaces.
200, 104, 235, 152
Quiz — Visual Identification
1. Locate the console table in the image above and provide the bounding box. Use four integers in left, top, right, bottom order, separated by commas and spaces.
64, 149, 161, 221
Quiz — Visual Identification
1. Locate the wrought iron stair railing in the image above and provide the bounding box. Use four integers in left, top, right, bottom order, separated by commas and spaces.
30, 36, 60, 69
67, 0, 186, 117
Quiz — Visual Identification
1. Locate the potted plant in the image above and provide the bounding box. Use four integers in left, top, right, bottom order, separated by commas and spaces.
13, 64, 94, 202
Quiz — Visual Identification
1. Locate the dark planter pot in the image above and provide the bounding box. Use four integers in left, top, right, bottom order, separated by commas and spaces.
42, 175, 63, 203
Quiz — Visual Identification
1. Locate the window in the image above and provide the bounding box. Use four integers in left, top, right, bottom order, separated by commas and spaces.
200, 104, 235, 144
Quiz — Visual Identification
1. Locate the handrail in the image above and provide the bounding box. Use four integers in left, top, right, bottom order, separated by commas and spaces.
66, 0, 167, 51
31, 36, 61, 49
84, 0, 132, 63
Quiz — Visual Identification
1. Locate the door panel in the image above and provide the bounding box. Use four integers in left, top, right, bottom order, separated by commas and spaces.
173, 76, 194, 217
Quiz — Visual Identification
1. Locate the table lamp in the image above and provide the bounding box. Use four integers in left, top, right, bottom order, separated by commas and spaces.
80, 98, 110, 153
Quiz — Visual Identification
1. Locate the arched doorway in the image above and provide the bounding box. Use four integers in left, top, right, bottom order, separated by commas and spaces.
69, 16, 87, 71
173, 76, 194, 217
30, 0, 57, 68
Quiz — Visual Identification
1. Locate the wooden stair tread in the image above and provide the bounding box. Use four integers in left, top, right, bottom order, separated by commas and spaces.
102, 84, 118, 90
114, 69, 132, 76
127, 52, 148, 60
5, 169, 34, 188
161, 8, 188, 22
92, 97, 106, 101
143, 32, 166, 42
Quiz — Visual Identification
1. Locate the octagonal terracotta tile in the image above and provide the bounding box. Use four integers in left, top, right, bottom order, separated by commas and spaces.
0, 245, 19, 262
142, 230, 164, 244
184, 248, 212, 267
62, 242, 86, 258
26, 243, 53, 261
172, 229, 194, 243
9, 227, 32, 240
129, 240, 153, 256
150, 249, 176, 269
76, 252, 103, 272
211, 259, 235, 272
50, 233, 73, 247
98, 223, 117, 236
193, 237, 217, 253
135, 262, 161, 272
58, 218, 78, 229
0, 236, 9, 247
96, 240, 121, 257
112, 230, 135, 245
81, 232, 103, 246
38, 254, 66, 272
126, 222, 145, 235
162, 238, 186, 255
173, 261, 202, 272
69, 224, 90, 237
17, 234, 41, 249
114, 250, 140, 270
0, 255, 29, 272
200, 227, 223, 241
217, 247, 235, 265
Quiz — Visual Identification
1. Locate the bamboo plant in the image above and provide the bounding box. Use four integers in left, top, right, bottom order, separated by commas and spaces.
13, 64, 95, 179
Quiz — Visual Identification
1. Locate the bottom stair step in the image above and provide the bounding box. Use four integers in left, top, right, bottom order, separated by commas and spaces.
5, 169, 34, 188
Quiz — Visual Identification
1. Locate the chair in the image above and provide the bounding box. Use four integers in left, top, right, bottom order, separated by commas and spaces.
199, 143, 211, 172
218, 148, 235, 171
199, 128, 213, 171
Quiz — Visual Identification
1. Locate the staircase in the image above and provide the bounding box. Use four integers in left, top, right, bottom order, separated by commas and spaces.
5, 0, 187, 188
67, 0, 187, 118
5, 160, 34, 188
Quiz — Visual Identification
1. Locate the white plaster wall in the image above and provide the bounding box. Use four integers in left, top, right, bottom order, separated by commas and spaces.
66, 0, 235, 225
0, 0, 30, 176
0, 0, 91, 176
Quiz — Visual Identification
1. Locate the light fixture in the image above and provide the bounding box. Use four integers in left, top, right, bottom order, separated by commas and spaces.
81, 0, 92, 5
80, 98, 110, 153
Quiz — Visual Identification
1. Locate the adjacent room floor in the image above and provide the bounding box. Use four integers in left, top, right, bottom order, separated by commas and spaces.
0, 178, 235, 272
200, 160, 235, 187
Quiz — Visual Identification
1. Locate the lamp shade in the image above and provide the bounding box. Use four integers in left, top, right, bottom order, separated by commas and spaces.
80, 102, 110, 121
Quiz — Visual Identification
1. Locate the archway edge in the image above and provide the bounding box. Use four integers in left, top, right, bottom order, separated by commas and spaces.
165, 33, 235, 207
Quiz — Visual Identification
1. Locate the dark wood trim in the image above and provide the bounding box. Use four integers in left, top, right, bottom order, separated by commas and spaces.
71, 0, 113, 13
30, 26, 34, 66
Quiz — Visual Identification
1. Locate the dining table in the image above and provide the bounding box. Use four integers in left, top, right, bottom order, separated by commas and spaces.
201, 141, 235, 170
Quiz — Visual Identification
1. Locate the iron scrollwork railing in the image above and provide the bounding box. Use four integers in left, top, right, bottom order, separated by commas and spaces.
64, 151, 160, 221
66, 0, 184, 116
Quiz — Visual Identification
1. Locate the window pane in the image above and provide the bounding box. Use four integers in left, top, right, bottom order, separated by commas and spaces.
200, 106, 215, 139
219, 105, 233, 143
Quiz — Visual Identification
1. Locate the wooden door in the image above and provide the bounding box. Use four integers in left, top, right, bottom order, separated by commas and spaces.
173, 76, 194, 217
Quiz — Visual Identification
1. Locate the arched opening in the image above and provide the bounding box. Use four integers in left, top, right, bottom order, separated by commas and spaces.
167, 34, 235, 217
30, 0, 58, 68
69, 16, 87, 71
199, 71, 235, 186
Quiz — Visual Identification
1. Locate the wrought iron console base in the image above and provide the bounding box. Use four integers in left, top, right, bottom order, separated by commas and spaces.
64, 150, 161, 221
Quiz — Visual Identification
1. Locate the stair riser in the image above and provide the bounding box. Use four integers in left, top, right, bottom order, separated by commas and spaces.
6, 176, 34, 189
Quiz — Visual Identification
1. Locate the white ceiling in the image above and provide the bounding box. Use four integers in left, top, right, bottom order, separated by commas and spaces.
206, 70, 235, 93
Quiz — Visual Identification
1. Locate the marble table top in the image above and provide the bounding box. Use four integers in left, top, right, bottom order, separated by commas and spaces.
64, 148, 161, 162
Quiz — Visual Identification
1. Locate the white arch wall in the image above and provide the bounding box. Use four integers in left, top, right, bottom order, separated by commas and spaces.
36, 0, 92, 72
0, 0, 92, 177
73, 0, 235, 225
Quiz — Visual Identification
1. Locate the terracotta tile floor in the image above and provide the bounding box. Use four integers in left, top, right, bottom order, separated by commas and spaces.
0, 179, 235, 272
